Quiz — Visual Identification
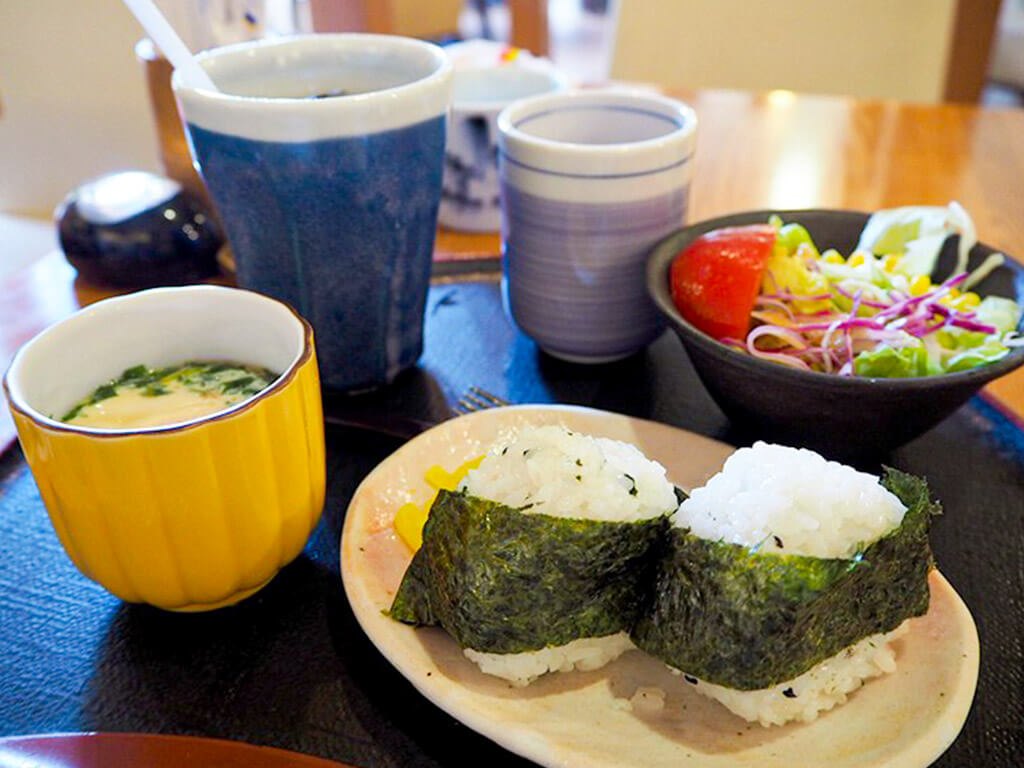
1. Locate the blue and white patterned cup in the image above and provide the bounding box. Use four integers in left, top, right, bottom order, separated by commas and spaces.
173, 35, 452, 390
440, 42, 565, 233
497, 90, 697, 363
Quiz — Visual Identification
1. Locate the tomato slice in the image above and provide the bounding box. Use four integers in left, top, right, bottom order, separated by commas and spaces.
669, 224, 776, 340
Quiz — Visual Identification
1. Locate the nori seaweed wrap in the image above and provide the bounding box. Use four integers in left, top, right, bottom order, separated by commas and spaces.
390, 489, 669, 653
631, 467, 939, 690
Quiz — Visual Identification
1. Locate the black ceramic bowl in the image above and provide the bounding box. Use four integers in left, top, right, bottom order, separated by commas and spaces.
647, 209, 1024, 456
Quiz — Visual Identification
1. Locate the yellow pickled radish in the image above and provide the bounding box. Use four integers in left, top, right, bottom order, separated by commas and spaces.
393, 502, 425, 551
882, 255, 901, 273
424, 464, 457, 490
847, 252, 867, 267
454, 454, 484, 477
394, 455, 485, 551
822, 250, 844, 264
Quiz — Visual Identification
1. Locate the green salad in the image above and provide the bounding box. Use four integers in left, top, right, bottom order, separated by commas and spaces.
736, 204, 1021, 376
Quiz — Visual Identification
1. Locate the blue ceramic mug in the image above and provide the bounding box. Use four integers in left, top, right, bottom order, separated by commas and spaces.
174, 35, 452, 390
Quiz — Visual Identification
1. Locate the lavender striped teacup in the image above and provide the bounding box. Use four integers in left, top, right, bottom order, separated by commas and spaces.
497, 90, 697, 362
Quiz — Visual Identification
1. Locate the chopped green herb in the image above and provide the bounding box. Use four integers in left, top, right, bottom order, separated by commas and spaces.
92, 384, 117, 401
61, 404, 83, 421
61, 361, 279, 425
221, 376, 255, 393
120, 365, 148, 380
149, 365, 181, 381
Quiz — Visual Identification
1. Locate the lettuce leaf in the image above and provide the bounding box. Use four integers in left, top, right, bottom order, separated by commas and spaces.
856, 202, 977, 278
936, 328, 987, 351
871, 218, 921, 255
853, 343, 927, 378
777, 222, 819, 258
945, 341, 1011, 373
975, 296, 1022, 334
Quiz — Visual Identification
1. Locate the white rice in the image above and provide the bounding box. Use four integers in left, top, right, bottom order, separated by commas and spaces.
676, 621, 910, 727
675, 441, 906, 558
460, 425, 677, 522
464, 633, 635, 687
459, 426, 676, 684
615, 686, 667, 715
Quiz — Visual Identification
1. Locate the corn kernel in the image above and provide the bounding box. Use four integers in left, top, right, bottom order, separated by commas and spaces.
847, 252, 866, 267
951, 292, 981, 311
882, 255, 900, 272
909, 275, 932, 296
822, 250, 844, 264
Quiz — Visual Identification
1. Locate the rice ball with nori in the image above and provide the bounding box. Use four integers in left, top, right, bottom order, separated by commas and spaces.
632, 442, 938, 726
389, 425, 677, 685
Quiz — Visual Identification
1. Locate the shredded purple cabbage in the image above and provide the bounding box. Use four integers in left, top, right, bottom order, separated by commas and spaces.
743, 270, 996, 375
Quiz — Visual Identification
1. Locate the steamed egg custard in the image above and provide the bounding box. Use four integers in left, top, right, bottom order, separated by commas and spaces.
61, 362, 279, 429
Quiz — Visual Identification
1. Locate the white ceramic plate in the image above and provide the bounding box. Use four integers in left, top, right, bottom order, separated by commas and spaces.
340, 405, 979, 768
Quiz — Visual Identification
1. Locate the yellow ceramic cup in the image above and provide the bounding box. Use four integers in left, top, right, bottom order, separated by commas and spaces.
3, 286, 326, 611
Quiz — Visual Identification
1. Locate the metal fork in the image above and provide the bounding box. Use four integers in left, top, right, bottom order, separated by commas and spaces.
324, 385, 509, 440
453, 386, 509, 415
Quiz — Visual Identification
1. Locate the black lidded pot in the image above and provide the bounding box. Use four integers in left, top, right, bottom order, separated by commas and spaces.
56, 171, 223, 288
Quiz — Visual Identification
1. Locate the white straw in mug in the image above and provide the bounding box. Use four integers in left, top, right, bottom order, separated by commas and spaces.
122, 0, 220, 92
